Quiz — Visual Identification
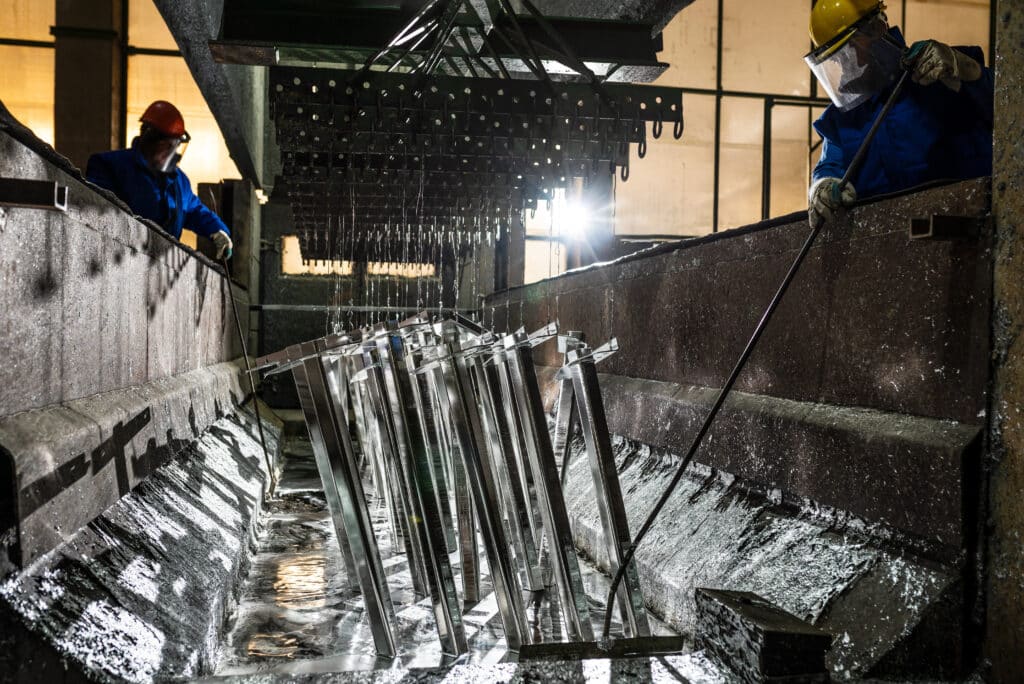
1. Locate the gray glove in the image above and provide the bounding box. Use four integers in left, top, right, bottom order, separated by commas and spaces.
211, 230, 233, 259
808, 177, 856, 227
907, 40, 982, 92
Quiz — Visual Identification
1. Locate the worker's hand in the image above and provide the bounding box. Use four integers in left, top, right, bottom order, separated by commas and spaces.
905, 40, 982, 92
212, 230, 233, 260
809, 177, 856, 227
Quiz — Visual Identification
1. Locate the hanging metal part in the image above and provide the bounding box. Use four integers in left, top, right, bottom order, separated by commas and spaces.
268, 63, 683, 260
565, 339, 650, 638
501, 328, 594, 642
287, 339, 400, 658
433, 321, 532, 647
255, 315, 663, 657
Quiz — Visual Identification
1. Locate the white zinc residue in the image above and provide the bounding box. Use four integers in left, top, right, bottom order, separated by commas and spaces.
54, 600, 166, 683
118, 557, 161, 603
561, 432, 954, 679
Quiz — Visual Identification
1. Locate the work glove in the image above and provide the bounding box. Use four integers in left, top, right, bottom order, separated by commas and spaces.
905, 40, 982, 92
808, 177, 856, 227
212, 230, 233, 260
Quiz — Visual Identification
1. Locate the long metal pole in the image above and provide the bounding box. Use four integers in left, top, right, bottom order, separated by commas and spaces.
711, 0, 724, 233
222, 257, 277, 490
600, 70, 912, 639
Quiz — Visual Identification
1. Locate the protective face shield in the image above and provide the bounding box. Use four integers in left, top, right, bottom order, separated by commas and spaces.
153, 132, 190, 175
141, 125, 190, 175
805, 14, 904, 111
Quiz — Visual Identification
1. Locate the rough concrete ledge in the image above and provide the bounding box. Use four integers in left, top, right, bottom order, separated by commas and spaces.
561, 433, 967, 679
539, 368, 980, 555
0, 360, 253, 571
0, 409, 279, 683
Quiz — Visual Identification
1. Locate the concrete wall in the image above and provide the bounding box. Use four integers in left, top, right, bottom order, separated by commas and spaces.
0, 408, 280, 683
0, 127, 245, 419
489, 179, 991, 425
986, 4, 1024, 680
487, 175, 990, 587
0, 116, 256, 571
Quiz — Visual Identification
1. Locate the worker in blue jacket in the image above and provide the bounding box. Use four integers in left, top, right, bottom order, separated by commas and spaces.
805, 0, 993, 227
86, 100, 233, 259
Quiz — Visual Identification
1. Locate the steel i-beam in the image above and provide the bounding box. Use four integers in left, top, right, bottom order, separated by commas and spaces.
293, 342, 361, 590
359, 339, 433, 600
407, 328, 460, 554
422, 351, 481, 604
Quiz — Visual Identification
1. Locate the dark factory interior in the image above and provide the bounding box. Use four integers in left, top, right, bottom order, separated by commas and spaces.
1, 0, 1022, 682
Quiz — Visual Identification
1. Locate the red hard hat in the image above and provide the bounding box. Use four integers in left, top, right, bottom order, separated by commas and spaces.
140, 100, 186, 138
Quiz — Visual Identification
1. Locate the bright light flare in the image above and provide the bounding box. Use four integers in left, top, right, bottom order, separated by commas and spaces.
550, 188, 591, 241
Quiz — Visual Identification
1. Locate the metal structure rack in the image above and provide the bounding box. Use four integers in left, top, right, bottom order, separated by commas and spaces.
249, 0, 687, 263
253, 315, 652, 657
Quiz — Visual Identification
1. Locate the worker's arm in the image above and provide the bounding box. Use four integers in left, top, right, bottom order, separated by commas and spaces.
812, 136, 846, 185
908, 42, 993, 127
179, 175, 234, 258
180, 181, 230, 239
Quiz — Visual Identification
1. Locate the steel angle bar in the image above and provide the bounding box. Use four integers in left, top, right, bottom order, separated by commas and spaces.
434, 322, 531, 649
471, 347, 544, 591
0, 178, 69, 211
369, 331, 469, 655
552, 331, 586, 488
355, 373, 405, 548
291, 343, 360, 593
348, 356, 390, 500
565, 342, 651, 638
291, 341, 399, 657
404, 330, 459, 554
422, 353, 481, 604
501, 329, 594, 641
492, 347, 545, 563
569, 350, 647, 638
359, 342, 430, 599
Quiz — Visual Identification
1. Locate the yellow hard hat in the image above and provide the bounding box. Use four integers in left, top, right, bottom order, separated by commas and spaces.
810, 0, 886, 54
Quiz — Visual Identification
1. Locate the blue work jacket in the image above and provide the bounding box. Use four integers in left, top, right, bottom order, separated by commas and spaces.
85, 140, 230, 240
812, 29, 993, 199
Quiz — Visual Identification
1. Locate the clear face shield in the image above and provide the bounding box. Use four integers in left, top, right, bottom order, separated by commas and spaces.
805, 14, 904, 111
142, 128, 191, 175
155, 132, 190, 174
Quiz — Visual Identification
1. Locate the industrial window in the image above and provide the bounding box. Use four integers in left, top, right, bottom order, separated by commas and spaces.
0, 45, 55, 144
367, 262, 437, 278
523, 186, 578, 284
281, 236, 354, 276
0, 0, 56, 144
613, 0, 993, 238
125, 0, 240, 248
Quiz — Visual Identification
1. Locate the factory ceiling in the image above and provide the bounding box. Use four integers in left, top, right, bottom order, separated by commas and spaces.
156, 0, 696, 262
